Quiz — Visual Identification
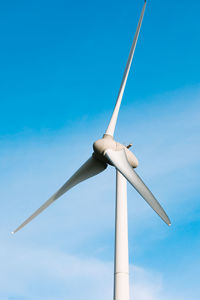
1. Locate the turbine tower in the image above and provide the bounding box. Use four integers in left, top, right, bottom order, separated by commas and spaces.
12, 1, 171, 299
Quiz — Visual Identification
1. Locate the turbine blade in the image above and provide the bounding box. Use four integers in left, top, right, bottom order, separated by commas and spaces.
104, 149, 171, 225
105, 1, 147, 137
12, 155, 107, 234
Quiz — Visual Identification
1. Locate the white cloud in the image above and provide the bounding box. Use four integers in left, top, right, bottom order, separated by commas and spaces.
0, 241, 167, 300
130, 265, 163, 300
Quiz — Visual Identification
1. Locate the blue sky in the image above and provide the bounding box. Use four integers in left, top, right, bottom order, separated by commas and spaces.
0, 0, 200, 299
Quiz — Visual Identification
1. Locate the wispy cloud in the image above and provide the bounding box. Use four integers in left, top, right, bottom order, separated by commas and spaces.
0, 241, 168, 300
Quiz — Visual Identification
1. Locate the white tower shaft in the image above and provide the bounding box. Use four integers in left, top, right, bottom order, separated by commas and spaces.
114, 170, 130, 300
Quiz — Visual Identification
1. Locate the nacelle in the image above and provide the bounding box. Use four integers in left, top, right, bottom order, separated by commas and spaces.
93, 134, 138, 168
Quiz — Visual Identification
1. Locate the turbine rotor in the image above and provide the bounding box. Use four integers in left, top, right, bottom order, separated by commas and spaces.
12, 0, 171, 234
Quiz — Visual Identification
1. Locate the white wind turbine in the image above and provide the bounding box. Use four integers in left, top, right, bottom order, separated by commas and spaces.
12, 1, 171, 299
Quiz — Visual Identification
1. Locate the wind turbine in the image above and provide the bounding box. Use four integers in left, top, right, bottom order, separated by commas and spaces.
12, 1, 171, 299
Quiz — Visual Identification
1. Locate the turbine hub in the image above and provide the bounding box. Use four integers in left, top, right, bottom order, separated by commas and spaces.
93, 134, 138, 168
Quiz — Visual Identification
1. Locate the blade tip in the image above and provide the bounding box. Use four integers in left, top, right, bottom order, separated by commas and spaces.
11, 231, 15, 235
